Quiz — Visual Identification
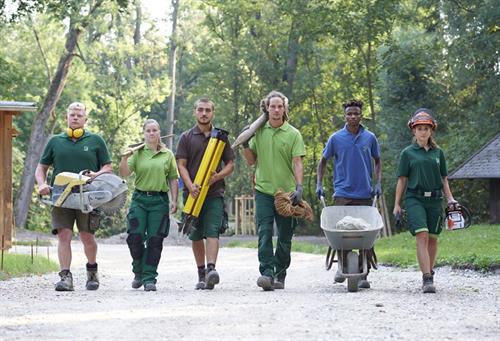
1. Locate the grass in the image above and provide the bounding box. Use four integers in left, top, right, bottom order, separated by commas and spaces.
0, 253, 59, 280
226, 224, 500, 272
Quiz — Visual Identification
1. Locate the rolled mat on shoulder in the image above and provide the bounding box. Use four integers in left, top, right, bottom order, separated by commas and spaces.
274, 190, 314, 222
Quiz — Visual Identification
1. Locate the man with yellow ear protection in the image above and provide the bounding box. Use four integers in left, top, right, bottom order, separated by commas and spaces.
35, 101, 113, 291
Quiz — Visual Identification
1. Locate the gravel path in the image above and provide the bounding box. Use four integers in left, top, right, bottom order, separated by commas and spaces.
1, 233, 499, 340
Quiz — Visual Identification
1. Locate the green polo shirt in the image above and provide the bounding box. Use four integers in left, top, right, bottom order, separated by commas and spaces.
40, 131, 111, 185
249, 121, 305, 195
128, 145, 179, 192
397, 143, 448, 192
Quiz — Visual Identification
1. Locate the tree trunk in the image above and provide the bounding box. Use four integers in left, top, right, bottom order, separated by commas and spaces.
283, 18, 300, 101
133, 0, 142, 46
166, 0, 180, 149
14, 25, 82, 229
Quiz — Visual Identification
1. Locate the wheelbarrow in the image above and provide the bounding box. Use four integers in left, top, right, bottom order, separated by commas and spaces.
320, 198, 383, 292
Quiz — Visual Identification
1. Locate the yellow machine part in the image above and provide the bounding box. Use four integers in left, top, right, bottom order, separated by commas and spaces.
53, 172, 91, 207
53, 172, 90, 186
182, 138, 226, 217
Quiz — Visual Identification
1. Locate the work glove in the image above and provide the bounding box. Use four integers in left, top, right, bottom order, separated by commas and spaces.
315, 184, 325, 199
372, 182, 382, 197
394, 210, 405, 229
290, 184, 303, 206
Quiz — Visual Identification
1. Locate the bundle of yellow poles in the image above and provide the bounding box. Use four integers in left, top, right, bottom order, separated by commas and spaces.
180, 128, 228, 234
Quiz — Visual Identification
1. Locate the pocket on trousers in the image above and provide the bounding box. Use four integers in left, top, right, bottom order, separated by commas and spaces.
88, 211, 101, 232
127, 211, 140, 232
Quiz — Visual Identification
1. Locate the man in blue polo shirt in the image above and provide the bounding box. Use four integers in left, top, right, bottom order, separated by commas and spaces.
316, 99, 381, 289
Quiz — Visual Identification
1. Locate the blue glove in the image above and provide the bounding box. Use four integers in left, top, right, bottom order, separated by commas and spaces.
290, 184, 303, 205
316, 184, 325, 199
372, 182, 382, 197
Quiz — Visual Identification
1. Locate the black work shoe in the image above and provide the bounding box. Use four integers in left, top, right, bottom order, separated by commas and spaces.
257, 275, 274, 291
422, 273, 436, 293
144, 282, 157, 291
195, 269, 206, 290
55, 270, 74, 291
205, 269, 220, 290
132, 274, 142, 289
86, 270, 99, 290
273, 278, 285, 290
358, 275, 370, 289
334, 269, 346, 283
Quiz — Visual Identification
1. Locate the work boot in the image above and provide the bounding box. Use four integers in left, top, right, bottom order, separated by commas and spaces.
55, 270, 74, 291
86, 263, 99, 291
195, 267, 206, 290
273, 277, 285, 290
144, 282, 157, 292
422, 273, 436, 293
132, 274, 142, 289
334, 269, 346, 283
257, 275, 274, 291
358, 275, 370, 289
205, 268, 220, 290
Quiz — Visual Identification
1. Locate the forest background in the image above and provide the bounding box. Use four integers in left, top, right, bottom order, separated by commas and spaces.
1, 0, 498, 235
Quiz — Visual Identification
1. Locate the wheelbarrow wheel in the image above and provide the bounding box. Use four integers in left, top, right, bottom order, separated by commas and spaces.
346, 251, 359, 292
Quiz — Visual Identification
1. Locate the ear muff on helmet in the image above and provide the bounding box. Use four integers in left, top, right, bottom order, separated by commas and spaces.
407, 108, 437, 130
67, 127, 85, 138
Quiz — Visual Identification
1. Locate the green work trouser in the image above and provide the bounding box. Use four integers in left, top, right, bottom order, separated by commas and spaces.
126, 191, 170, 284
255, 190, 296, 280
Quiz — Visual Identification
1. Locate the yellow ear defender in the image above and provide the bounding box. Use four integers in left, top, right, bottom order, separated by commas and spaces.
66, 127, 85, 138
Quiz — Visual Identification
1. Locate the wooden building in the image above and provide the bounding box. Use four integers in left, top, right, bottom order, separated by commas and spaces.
0, 101, 37, 250
448, 133, 500, 224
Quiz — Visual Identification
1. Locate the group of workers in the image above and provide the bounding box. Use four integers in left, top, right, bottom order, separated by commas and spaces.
35, 90, 457, 294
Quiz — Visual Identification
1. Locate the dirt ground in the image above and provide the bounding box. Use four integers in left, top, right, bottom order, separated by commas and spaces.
1, 230, 499, 340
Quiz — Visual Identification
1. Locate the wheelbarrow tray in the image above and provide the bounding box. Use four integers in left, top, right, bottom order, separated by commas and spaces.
320, 205, 383, 250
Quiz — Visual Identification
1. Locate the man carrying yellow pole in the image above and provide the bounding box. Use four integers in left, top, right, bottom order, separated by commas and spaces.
176, 98, 235, 290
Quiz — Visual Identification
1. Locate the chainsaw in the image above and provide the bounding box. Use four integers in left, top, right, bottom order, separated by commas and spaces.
40, 170, 128, 214
445, 202, 472, 230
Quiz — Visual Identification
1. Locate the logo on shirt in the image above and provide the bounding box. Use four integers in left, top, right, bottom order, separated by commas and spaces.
83, 146, 89, 151
436, 157, 440, 165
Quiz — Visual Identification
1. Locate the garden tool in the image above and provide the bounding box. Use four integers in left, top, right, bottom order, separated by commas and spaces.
40, 170, 128, 214
445, 202, 472, 230
180, 128, 228, 235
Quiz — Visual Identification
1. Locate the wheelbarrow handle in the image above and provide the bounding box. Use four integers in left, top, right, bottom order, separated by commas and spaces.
320, 195, 326, 209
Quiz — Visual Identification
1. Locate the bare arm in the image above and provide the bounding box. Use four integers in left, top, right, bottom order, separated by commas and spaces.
393, 176, 407, 216
177, 158, 200, 198
119, 155, 132, 177
374, 157, 382, 183
168, 178, 179, 214
316, 156, 327, 186
442, 176, 456, 203
88, 163, 113, 179
293, 156, 304, 186
208, 160, 235, 186
35, 163, 51, 195
242, 147, 257, 166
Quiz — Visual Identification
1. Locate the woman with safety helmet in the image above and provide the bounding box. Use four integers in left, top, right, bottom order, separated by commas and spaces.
393, 109, 458, 294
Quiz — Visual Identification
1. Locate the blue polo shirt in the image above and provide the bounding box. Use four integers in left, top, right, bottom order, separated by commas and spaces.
322, 124, 380, 199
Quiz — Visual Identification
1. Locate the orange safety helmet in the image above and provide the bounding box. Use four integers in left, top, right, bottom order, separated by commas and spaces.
407, 108, 437, 130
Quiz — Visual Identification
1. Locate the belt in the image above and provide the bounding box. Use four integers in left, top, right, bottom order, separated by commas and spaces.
407, 188, 442, 198
135, 189, 168, 196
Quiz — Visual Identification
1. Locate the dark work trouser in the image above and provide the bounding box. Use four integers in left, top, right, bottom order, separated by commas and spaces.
255, 190, 296, 280
126, 191, 170, 284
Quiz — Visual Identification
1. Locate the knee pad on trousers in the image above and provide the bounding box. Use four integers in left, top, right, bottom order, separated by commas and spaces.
126, 234, 144, 260
146, 236, 164, 266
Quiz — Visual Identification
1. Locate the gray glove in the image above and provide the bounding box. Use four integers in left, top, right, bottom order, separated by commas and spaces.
290, 184, 303, 205
372, 182, 382, 197
316, 184, 325, 199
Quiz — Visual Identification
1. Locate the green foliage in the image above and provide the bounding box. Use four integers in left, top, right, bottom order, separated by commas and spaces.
3, 0, 498, 234
0, 253, 58, 280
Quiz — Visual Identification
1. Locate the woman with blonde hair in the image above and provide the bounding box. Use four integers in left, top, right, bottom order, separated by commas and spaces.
119, 119, 179, 291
